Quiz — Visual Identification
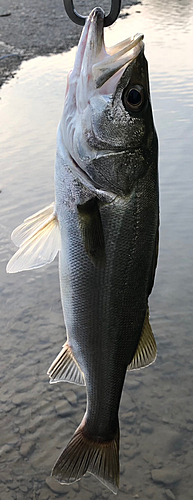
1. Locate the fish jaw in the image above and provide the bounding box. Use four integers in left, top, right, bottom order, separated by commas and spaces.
59, 8, 144, 186
65, 7, 106, 114
66, 7, 143, 107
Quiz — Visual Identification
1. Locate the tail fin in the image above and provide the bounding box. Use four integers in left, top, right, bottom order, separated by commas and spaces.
52, 422, 119, 494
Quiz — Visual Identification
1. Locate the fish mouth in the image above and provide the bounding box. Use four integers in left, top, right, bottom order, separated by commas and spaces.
72, 7, 144, 95
93, 32, 144, 92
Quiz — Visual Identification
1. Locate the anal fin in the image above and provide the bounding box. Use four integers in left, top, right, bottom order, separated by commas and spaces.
47, 342, 85, 386
127, 308, 157, 371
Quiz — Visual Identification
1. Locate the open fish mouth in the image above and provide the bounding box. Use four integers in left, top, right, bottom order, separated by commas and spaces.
93, 30, 144, 91
70, 7, 144, 96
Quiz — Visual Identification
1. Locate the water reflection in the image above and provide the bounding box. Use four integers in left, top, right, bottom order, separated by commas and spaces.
0, 0, 193, 499
146, 0, 193, 26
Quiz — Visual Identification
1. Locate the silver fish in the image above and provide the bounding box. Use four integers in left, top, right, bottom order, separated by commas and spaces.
7, 7, 159, 494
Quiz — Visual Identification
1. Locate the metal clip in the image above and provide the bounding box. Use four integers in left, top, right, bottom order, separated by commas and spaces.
63, 0, 121, 27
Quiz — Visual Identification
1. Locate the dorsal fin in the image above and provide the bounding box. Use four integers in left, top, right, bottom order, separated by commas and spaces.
6, 203, 60, 273
127, 308, 157, 371
77, 197, 105, 267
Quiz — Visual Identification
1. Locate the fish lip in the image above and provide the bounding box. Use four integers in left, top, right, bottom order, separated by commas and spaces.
67, 7, 105, 87
76, 7, 105, 79
89, 6, 105, 24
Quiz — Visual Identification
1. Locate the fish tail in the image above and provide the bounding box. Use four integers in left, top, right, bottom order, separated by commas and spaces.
52, 420, 119, 494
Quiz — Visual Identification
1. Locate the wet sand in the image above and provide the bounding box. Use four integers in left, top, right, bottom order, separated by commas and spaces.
0, 0, 140, 88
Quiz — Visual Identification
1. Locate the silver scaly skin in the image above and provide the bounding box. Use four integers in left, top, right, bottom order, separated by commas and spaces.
7, 7, 159, 494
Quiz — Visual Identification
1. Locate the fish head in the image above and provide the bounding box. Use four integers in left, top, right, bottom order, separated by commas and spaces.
59, 8, 157, 197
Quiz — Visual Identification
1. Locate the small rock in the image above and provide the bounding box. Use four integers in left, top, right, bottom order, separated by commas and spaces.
12, 394, 24, 405
102, 490, 110, 498
20, 441, 35, 457
165, 430, 183, 453
165, 489, 176, 500
28, 419, 42, 433
178, 497, 191, 500
67, 490, 76, 499
72, 482, 80, 492
151, 456, 163, 468
121, 483, 134, 494
0, 444, 11, 456
140, 422, 153, 433
1, 392, 11, 403
127, 379, 141, 389
186, 423, 193, 432
162, 362, 175, 374
151, 468, 181, 485
39, 487, 51, 500
10, 321, 28, 333
0, 11, 11, 17
8, 481, 20, 490
95, 488, 103, 497
46, 476, 68, 494
162, 415, 172, 424
19, 485, 28, 493
145, 486, 156, 498
11, 493, 17, 500
0, 492, 15, 500
122, 411, 136, 424
55, 400, 72, 418
65, 390, 77, 405
119, 463, 125, 475
19, 425, 26, 435
126, 448, 139, 459
186, 416, 193, 423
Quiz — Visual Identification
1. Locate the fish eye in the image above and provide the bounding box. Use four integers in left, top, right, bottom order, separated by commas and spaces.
122, 84, 145, 113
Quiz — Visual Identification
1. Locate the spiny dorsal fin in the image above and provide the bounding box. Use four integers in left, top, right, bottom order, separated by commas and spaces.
127, 308, 157, 371
77, 197, 105, 267
47, 342, 85, 386
6, 203, 60, 273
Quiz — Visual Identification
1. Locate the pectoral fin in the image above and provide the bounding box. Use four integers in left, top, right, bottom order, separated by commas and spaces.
127, 308, 157, 371
77, 197, 105, 267
6, 203, 61, 273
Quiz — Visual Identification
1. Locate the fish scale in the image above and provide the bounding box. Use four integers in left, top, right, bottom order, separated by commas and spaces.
7, 7, 159, 494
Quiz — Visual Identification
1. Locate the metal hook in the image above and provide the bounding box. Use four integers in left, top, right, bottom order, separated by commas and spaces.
63, 0, 122, 27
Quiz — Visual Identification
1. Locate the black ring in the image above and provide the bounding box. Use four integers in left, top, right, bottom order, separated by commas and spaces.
63, 0, 121, 27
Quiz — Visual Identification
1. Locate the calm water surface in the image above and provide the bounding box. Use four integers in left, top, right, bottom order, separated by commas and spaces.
0, 1, 193, 499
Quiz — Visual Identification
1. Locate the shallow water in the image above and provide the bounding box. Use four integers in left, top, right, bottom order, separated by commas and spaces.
1, 1, 193, 499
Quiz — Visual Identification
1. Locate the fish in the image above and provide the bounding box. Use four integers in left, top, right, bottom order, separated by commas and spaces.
6, 7, 159, 495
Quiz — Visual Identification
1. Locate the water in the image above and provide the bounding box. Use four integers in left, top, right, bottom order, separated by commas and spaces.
1, 1, 193, 498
